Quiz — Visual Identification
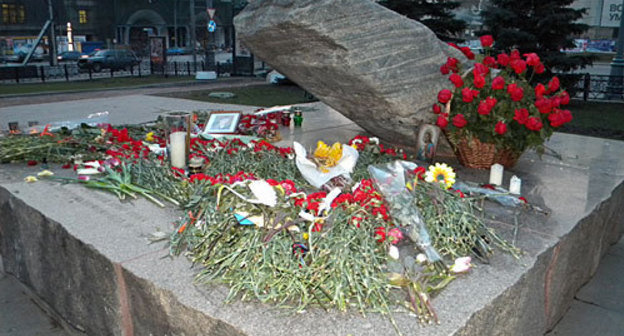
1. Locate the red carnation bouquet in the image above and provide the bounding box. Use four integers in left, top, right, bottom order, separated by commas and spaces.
433, 35, 572, 162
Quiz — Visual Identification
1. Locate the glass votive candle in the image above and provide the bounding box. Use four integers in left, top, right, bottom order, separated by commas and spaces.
293, 109, 303, 127
163, 112, 192, 169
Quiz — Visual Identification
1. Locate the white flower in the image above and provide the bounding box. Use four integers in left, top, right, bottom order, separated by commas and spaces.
248, 180, 277, 207
351, 139, 363, 145
37, 170, 54, 177
298, 210, 316, 222
76, 168, 101, 175
389, 245, 400, 260
77, 161, 102, 175
369, 137, 380, 144
318, 187, 341, 215
450, 256, 472, 273
416, 253, 428, 264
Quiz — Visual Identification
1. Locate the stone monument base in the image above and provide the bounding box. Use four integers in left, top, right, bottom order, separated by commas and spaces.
1, 130, 623, 335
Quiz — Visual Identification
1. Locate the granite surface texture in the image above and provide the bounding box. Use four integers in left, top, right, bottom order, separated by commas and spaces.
1, 101, 623, 335
234, 0, 460, 146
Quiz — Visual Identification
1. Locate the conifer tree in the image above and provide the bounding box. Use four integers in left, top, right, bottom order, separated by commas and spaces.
379, 0, 466, 42
481, 0, 593, 72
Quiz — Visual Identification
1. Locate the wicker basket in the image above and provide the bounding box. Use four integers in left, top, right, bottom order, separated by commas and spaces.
451, 136, 522, 169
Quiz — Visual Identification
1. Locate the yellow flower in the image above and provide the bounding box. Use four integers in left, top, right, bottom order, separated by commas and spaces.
145, 132, 155, 142
24, 176, 38, 183
313, 141, 343, 172
424, 162, 456, 189
302, 233, 309, 240
37, 170, 54, 177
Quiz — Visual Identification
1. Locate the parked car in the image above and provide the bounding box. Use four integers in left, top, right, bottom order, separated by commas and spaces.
57, 51, 82, 62
77, 49, 140, 72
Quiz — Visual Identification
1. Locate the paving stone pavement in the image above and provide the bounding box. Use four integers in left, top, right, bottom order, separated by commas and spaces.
0, 259, 71, 335
546, 235, 624, 336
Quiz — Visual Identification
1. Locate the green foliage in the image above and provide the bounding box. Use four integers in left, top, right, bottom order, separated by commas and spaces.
481, 0, 593, 72
379, 0, 466, 42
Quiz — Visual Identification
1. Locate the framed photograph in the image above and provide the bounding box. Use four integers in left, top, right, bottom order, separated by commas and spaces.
204, 111, 241, 134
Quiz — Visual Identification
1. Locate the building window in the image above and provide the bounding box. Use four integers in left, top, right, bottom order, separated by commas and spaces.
1, 3, 26, 24
78, 9, 87, 24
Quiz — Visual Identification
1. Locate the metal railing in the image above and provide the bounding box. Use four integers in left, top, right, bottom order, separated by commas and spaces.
0, 59, 259, 84
556, 73, 624, 101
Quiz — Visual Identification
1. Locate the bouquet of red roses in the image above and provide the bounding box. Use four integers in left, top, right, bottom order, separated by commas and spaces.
433, 35, 572, 160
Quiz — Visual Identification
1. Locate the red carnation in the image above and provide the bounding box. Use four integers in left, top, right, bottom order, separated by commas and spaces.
524, 53, 540, 66
548, 110, 566, 127
436, 115, 449, 128
446, 57, 459, 72
513, 108, 529, 125
478, 100, 492, 115
535, 83, 547, 98
552, 96, 562, 108
438, 89, 452, 104
495, 121, 507, 135
535, 97, 552, 114
510, 59, 527, 74
473, 73, 486, 89
491, 76, 505, 90
483, 56, 497, 67
497, 53, 510, 66
452, 114, 468, 128
440, 64, 450, 75
474, 63, 489, 76
449, 73, 464, 88
480, 35, 494, 48
507, 83, 524, 101
374, 227, 386, 243
526, 117, 543, 131
548, 109, 572, 127
548, 76, 560, 93
510, 49, 521, 60
534, 62, 545, 74
461, 87, 479, 103
460, 46, 475, 60
560, 91, 570, 105
432, 104, 442, 114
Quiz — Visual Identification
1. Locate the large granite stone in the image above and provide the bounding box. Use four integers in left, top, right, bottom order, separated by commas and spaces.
1, 132, 624, 335
234, 0, 459, 146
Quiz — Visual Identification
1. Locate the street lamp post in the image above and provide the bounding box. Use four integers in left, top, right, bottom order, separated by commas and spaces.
190, 0, 196, 65
48, 0, 58, 66
174, 0, 178, 48
608, 0, 624, 99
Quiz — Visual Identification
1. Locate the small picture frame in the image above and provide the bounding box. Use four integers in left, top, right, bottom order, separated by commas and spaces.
203, 111, 241, 134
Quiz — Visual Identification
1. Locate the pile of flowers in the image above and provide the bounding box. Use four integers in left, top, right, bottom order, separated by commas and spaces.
434, 35, 573, 155
1, 125, 521, 332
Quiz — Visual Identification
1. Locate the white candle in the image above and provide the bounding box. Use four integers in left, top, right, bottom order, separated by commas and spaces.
509, 175, 522, 195
169, 131, 187, 169
489, 163, 504, 186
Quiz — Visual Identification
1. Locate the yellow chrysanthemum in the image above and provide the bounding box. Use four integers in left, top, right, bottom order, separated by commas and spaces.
424, 163, 456, 189
313, 141, 343, 173
145, 132, 155, 142
24, 176, 38, 183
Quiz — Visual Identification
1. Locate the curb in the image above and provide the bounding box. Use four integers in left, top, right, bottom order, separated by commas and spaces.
0, 76, 266, 99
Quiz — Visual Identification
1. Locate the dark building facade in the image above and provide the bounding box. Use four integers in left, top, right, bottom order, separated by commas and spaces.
113, 0, 239, 57
1, 0, 241, 56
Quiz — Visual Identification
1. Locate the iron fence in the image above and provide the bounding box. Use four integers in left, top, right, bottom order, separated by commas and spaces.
0, 59, 255, 85
556, 73, 624, 101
